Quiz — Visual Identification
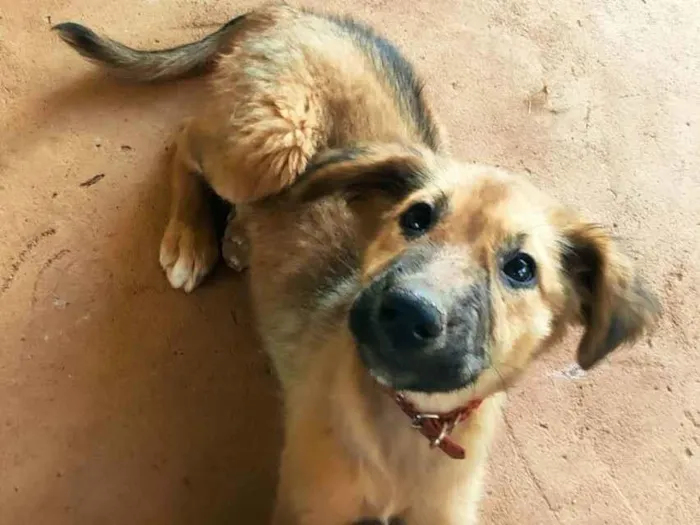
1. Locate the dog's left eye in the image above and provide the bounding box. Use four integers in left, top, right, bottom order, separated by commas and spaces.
501, 252, 537, 288
399, 202, 435, 237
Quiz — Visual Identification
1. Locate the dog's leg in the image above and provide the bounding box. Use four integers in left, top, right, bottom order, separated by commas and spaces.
404, 506, 477, 525
270, 438, 367, 525
402, 460, 487, 525
222, 204, 251, 272
271, 479, 362, 525
159, 118, 220, 292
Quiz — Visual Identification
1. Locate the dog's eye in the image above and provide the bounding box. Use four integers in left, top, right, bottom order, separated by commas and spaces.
501, 252, 537, 288
399, 202, 435, 237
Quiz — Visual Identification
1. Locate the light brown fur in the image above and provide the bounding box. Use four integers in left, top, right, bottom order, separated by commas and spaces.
54, 3, 661, 524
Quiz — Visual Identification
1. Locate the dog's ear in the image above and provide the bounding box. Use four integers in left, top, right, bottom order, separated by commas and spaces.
561, 224, 661, 370
289, 143, 431, 205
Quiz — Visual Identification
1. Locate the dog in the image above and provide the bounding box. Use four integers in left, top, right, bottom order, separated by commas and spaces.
53, 3, 660, 523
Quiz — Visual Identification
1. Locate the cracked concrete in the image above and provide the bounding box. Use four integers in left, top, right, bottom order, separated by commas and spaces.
0, 0, 698, 523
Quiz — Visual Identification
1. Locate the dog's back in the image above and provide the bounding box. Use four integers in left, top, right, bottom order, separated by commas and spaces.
55, 5, 442, 200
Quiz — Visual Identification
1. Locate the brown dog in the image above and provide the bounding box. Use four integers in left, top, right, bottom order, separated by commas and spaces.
54, 3, 660, 524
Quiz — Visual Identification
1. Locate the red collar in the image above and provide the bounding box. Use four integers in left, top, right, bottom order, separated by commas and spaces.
387, 390, 482, 460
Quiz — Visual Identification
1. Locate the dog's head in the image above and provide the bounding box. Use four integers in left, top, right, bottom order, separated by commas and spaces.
292, 143, 660, 396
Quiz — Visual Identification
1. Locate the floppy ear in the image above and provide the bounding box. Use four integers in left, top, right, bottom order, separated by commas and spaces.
289, 143, 431, 205
562, 224, 661, 370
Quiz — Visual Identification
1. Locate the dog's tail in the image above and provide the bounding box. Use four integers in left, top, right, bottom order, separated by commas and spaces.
52, 16, 246, 83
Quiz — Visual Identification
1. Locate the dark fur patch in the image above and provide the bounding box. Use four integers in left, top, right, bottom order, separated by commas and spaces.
302, 146, 371, 177
200, 174, 233, 241
52, 15, 247, 81
294, 147, 430, 203
562, 231, 600, 311
52, 23, 106, 58
300, 235, 360, 309
562, 226, 661, 369
327, 16, 440, 151
342, 162, 429, 200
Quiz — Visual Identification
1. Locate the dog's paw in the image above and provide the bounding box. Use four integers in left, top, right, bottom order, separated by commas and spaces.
222, 217, 250, 272
159, 220, 218, 293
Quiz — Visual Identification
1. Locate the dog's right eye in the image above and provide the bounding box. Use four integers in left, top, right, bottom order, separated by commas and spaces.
501, 252, 537, 288
399, 201, 436, 238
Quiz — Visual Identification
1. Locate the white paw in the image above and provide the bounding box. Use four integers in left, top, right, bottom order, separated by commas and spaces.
159, 220, 218, 293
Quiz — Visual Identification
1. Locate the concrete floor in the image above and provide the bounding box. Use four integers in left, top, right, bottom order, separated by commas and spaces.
1, 1, 698, 523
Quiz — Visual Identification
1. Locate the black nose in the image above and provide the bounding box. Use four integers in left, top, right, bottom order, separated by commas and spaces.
378, 290, 445, 351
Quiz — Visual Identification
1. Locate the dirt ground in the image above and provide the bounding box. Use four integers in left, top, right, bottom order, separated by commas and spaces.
0, 1, 698, 523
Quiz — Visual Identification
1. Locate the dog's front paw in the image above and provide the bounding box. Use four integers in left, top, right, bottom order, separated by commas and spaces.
222, 216, 250, 272
159, 220, 218, 292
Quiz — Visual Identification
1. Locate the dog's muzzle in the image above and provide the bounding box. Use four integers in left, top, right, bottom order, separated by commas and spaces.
349, 248, 490, 393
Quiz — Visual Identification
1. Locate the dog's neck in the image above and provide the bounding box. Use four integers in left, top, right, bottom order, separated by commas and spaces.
397, 389, 482, 414
328, 331, 485, 461
381, 388, 483, 459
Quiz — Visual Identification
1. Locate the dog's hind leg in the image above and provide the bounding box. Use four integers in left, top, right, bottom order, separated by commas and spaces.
221, 205, 251, 272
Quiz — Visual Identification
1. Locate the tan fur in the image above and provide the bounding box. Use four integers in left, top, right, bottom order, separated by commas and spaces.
248, 157, 658, 524
55, 3, 661, 523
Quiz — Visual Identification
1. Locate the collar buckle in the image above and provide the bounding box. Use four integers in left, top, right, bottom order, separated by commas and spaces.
388, 389, 483, 460
429, 420, 451, 448
410, 412, 440, 429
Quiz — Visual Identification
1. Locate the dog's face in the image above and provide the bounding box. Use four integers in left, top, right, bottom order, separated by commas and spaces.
294, 144, 660, 395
